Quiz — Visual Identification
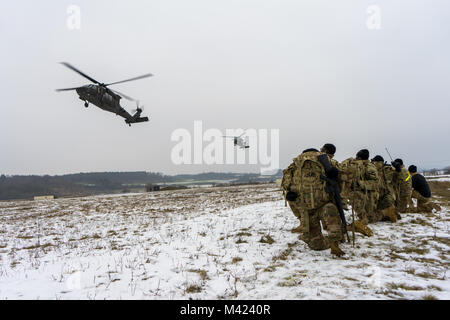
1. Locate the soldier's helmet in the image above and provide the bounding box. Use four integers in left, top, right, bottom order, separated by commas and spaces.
302, 148, 319, 153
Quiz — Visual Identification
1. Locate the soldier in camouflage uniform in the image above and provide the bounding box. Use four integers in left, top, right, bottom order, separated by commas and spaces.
340, 150, 379, 229
282, 144, 340, 234
284, 148, 345, 256
370, 155, 398, 222
392, 158, 412, 213
281, 162, 303, 233
319, 143, 344, 229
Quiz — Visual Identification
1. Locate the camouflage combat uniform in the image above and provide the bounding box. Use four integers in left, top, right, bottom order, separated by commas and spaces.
393, 165, 412, 212
411, 190, 434, 213
340, 158, 379, 224
281, 163, 302, 221
290, 151, 344, 254
373, 162, 396, 211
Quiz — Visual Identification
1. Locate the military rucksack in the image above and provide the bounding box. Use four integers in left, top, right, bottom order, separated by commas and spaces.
339, 158, 359, 192
341, 158, 379, 192
290, 151, 329, 210
281, 162, 296, 191
373, 162, 394, 193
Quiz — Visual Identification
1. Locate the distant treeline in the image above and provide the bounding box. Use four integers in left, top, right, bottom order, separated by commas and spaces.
0, 171, 282, 200
423, 166, 450, 176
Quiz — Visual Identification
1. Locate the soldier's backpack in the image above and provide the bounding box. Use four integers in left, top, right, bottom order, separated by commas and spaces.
339, 158, 378, 192
339, 158, 359, 192
290, 151, 329, 210
281, 163, 296, 191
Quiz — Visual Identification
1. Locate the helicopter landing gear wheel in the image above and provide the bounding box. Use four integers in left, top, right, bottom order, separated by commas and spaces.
84, 101, 89, 108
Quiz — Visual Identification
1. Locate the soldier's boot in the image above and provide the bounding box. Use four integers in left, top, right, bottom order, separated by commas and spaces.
396, 207, 402, 220
419, 204, 434, 213
290, 220, 302, 233
381, 206, 397, 223
342, 202, 349, 211
330, 241, 345, 257
432, 203, 441, 211
347, 220, 373, 237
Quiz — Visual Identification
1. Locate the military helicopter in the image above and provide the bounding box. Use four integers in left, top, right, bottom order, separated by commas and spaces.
56, 62, 152, 126
222, 132, 250, 149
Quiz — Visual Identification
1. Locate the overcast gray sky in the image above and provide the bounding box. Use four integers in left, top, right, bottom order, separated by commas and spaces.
1, 0, 449, 175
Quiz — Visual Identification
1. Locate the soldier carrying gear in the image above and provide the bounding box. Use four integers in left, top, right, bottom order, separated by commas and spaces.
281, 162, 303, 233
371, 155, 399, 222
352, 149, 380, 224
282, 148, 323, 233
392, 158, 412, 213
338, 150, 376, 237
317, 153, 350, 243
317, 143, 348, 230
287, 148, 346, 257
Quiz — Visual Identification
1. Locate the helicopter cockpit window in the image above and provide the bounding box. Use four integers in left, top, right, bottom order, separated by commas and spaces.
103, 93, 113, 103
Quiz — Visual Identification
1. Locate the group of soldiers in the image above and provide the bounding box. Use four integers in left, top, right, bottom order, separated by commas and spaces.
281, 143, 441, 257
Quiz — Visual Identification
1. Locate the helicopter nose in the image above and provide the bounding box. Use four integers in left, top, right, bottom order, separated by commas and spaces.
76, 86, 90, 97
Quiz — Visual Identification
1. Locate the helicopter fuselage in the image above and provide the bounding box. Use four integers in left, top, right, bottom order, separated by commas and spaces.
76, 84, 121, 113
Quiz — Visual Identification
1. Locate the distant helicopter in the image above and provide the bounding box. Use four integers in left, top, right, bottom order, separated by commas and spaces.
56, 62, 152, 126
223, 132, 250, 149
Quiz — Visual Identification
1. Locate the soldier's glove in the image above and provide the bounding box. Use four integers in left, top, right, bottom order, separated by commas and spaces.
286, 191, 298, 201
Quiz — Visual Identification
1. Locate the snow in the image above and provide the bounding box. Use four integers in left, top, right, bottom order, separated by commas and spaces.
425, 175, 450, 182
0, 184, 448, 300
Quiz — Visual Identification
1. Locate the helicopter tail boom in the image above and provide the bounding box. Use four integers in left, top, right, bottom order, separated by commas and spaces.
125, 116, 149, 125
125, 108, 149, 125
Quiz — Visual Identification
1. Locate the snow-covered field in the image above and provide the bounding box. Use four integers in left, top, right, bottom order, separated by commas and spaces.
425, 175, 450, 182
0, 184, 448, 300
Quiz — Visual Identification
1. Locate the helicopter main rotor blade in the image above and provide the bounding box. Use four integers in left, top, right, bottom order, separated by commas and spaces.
105, 73, 153, 86
55, 87, 81, 92
109, 88, 136, 101
60, 62, 101, 85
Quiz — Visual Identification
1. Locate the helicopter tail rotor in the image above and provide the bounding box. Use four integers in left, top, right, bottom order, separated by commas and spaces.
131, 100, 145, 114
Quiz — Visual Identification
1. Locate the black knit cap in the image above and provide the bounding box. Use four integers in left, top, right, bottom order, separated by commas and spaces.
408, 165, 417, 173
322, 143, 336, 155
302, 148, 319, 153
356, 149, 370, 160
394, 158, 403, 165
371, 155, 384, 162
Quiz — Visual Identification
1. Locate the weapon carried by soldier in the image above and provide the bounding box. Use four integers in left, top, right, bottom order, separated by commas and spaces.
317, 154, 351, 243
385, 147, 394, 162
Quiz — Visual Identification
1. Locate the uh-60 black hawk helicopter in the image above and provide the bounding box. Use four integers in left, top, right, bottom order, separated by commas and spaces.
56, 62, 152, 126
